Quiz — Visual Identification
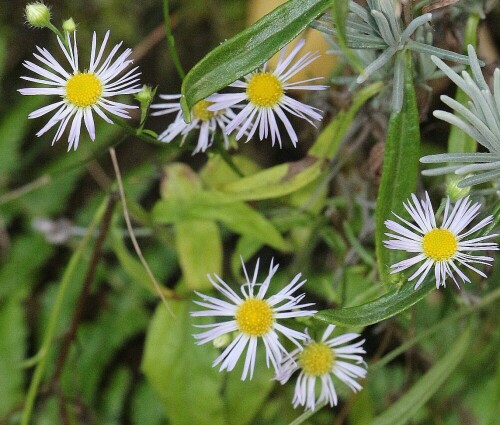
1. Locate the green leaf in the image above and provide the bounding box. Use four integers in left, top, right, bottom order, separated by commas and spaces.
371, 326, 472, 425
153, 192, 289, 251
221, 157, 324, 201
176, 220, 222, 291
142, 300, 225, 425
309, 83, 383, 160
375, 51, 420, 284
330, 0, 364, 73
314, 280, 434, 327
0, 294, 27, 417
180, 0, 331, 119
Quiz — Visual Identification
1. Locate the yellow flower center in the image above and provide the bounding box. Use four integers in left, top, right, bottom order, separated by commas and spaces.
192, 99, 215, 121
235, 298, 274, 337
66, 73, 102, 108
422, 228, 458, 261
299, 342, 335, 377
246, 72, 284, 107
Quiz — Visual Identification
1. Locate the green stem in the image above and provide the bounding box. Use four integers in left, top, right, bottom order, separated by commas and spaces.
20, 198, 109, 425
162, 0, 185, 79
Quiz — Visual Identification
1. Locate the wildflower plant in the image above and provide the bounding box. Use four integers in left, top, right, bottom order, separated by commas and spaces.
275, 325, 367, 411
207, 39, 328, 147
8, 1, 500, 425
191, 258, 317, 380
19, 30, 141, 150
384, 192, 498, 288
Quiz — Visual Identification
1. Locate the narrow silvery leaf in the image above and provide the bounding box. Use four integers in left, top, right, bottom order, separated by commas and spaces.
420, 152, 500, 163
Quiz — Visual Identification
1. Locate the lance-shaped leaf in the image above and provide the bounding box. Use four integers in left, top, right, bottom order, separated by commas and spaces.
375, 50, 420, 284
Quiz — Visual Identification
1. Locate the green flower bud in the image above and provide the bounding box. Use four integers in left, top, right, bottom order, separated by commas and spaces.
446, 175, 471, 201
62, 18, 76, 33
135, 85, 154, 104
25, 2, 51, 28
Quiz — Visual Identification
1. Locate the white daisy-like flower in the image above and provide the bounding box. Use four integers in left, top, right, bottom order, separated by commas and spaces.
150, 94, 238, 154
19, 30, 141, 151
191, 258, 317, 380
384, 192, 498, 289
275, 325, 366, 411
207, 39, 328, 147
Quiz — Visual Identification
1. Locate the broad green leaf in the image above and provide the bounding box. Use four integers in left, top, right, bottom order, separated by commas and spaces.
142, 300, 225, 425
180, 0, 331, 118
375, 51, 420, 283
153, 192, 289, 251
200, 154, 261, 190
130, 381, 166, 425
309, 83, 383, 160
176, 220, 222, 291
314, 279, 434, 327
0, 294, 26, 417
371, 326, 472, 425
220, 157, 324, 201
160, 163, 202, 200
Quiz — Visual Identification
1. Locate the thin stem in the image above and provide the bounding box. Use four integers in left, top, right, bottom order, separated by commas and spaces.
109, 147, 176, 312
51, 195, 117, 384
162, 0, 185, 79
21, 197, 109, 425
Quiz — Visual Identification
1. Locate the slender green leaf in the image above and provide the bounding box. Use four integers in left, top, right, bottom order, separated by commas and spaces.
0, 294, 27, 417
371, 326, 472, 425
375, 51, 420, 283
142, 300, 225, 425
330, 0, 364, 73
180, 0, 330, 119
314, 279, 434, 327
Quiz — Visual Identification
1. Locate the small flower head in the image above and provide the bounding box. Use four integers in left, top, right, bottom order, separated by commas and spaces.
207, 39, 327, 147
19, 31, 141, 150
25, 2, 51, 28
276, 325, 366, 411
384, 192, 498, 289
62, 18, 76, 33
191, 258, 317, 380
150, 94, 238, 154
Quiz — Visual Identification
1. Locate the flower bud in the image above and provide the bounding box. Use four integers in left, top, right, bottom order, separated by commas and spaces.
135, 85, 154, 105
25, 2, 51, 28
446, 175, 471, 201
62, 18, 76, 33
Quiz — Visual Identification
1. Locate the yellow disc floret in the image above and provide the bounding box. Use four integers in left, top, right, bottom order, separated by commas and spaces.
235, 298, 274, 337
299, 342, 335, 377
192, 99, 215, 121
422, 228, 458, 261
66, 73, 102, 108
246, 72, 284, 107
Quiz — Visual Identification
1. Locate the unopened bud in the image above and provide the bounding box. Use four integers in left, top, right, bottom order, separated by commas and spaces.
25, 2, 51, 28
446, 175, 471, 201
135, 85, 154, 104
62, 17, 76, 33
